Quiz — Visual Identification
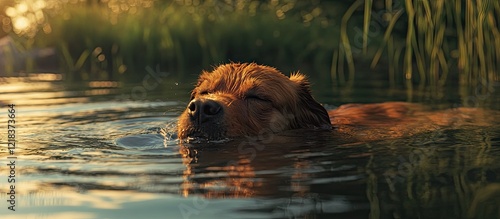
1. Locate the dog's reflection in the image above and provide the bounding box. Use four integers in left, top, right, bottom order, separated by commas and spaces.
177, 132, 348, 199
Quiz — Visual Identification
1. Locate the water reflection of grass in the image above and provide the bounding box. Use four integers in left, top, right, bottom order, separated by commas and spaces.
365, 128, 500, 218
1, 0, 499, 90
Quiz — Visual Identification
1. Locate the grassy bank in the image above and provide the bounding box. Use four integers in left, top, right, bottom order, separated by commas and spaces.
3, 0, 345, 82
1, 0, 499, 91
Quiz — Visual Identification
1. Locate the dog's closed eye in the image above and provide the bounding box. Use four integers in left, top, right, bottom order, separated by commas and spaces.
244, 92, 270, 102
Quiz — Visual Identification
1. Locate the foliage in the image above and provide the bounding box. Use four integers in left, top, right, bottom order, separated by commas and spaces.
2, 0, 344, 81
338, 0, 500, 90
1, 0, 499, 92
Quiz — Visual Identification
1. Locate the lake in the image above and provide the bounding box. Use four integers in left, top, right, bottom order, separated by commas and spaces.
1, 74, 500, 219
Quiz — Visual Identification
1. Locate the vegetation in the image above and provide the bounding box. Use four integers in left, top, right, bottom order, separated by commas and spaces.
1, 0, 499, 91
339, 0, 500, 90
1, 0, 346, 82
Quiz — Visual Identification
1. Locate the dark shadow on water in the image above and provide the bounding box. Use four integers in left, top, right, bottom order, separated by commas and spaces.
176, 127, 500, 218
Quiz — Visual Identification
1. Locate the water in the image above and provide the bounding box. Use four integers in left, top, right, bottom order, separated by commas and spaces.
1, 77, 500, 219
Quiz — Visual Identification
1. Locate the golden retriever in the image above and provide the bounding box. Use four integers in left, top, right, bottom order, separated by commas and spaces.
177, 63, 489, 142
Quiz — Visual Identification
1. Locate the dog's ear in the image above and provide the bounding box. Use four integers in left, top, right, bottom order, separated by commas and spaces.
289, 73, 332, 129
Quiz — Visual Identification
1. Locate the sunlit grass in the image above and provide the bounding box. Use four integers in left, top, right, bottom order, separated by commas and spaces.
2, 0, 341, 81
2, 0, 499, 94
339, 0, 500, 91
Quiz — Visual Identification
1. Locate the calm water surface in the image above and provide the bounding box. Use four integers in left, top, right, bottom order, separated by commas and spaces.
1, 77, 500, 219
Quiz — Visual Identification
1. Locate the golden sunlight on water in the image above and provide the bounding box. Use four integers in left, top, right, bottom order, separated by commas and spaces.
88, 81, 120, 88
0, 79, 89, 107
28, 73, 62, 81
0, 78, 54, 92
0, 183, 173, 219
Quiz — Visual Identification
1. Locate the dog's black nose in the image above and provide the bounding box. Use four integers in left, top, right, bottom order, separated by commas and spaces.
187, 98, 222, 124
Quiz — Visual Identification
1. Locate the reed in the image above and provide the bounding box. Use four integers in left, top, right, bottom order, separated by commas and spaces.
3, 0, 498, 93
21, 0, 340, 81
338, 0, 500, 90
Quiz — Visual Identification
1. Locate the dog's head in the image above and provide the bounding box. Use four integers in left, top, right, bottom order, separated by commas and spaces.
177, 63, 331, 141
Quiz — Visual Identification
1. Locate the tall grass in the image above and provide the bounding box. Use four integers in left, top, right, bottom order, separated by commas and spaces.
3, 0, 499, 94
17, 0, 342, 81
339, 0, 500, 90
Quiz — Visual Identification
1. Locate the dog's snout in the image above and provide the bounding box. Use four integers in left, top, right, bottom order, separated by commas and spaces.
187, 98, 222, 123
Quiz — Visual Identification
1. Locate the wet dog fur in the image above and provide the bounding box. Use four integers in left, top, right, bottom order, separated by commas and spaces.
177, 63, 489, 142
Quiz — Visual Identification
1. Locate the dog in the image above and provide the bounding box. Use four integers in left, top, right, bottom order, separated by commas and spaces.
177, 63, 489, 142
